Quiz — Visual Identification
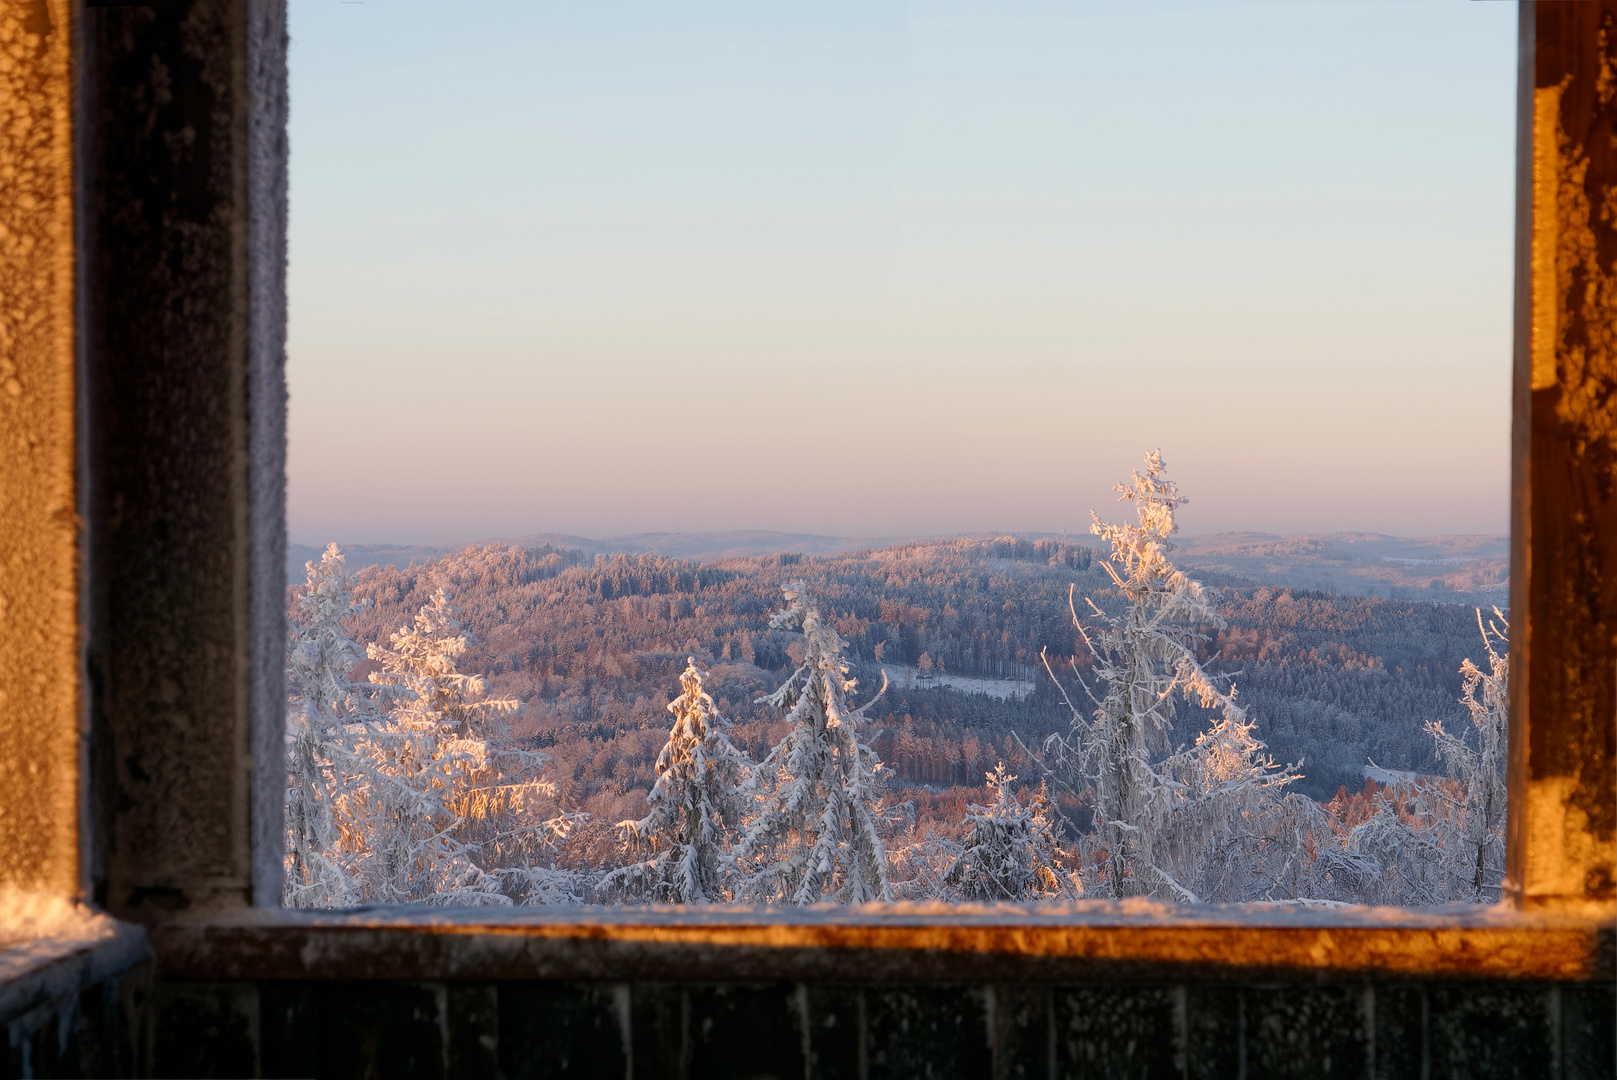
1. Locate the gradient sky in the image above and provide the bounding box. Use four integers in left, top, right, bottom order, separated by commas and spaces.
286, 1, 1518, 546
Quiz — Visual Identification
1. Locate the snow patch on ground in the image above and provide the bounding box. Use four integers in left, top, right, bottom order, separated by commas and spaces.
1363, 765, 1435, 785
882, 665, 1034, 701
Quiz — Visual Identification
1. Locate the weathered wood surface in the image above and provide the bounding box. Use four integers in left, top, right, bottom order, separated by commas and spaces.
1510, 0, 1617, 910
0, 0, 82, 900
80, 0, 289, 919
149, 905, 1616, 983
145, 978, 1617, 1080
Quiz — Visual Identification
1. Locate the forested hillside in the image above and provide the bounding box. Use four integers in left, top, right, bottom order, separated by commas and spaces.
307, 534, 1489, 863
290, 530, 1508, 606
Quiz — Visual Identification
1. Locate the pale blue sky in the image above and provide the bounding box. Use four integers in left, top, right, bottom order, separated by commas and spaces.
287, 0, 1518, 545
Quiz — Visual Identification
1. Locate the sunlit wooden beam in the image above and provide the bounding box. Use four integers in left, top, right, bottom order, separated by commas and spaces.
1509, 0, 1617, 911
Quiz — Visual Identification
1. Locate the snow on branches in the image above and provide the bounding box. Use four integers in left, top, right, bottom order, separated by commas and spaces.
1432, 608, 1510, 902
942, 763, 1077, 901
597, 659, 751, 903
1044, 451, 1307, 902
285, 512, 1510, 910
733, 584, 895, 904
1342, 609, 1510, 905
360, 588, 578, 904
284, 549, 579, 908
284, 543, 372, 908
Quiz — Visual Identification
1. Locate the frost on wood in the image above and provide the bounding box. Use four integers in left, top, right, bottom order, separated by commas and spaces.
597, 659, 751, 904
0, 888, 148, 991
733, 585, 895, 904
285, 547, 579, 907
1041, 451, 1311, 903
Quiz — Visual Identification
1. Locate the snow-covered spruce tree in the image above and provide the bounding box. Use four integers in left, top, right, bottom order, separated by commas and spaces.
356, 589, 579, 904
883, 823, 954, 902
1336, 782, 1449, 906
733, 584, 894, 905
1345, 609, 1510, 906
1045, 451, 1305, 903
943, 764, 1076, 901
284, 543, 372, 909
597, 659, 751, 904
1167, 700, 1322, 903
1427, 608, 1509, 903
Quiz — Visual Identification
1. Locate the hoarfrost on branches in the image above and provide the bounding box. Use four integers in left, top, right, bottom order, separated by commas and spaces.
359, 588, 579, 904
284, 549, 580, 908
1167, 703, 1326, 903
284, 544, 372, 908
1041, 451, 1310, 903
286, 485, 1511, 910
733, 584, 895, 904
941, 763, 1078, 901
597, 659, 751, 904
1339, 609, 1509, 906
1430, 608, 1509, 903
1333, 786, 1451, 906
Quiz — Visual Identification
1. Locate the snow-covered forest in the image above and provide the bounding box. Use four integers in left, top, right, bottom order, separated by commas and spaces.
283, 454, 1509, 907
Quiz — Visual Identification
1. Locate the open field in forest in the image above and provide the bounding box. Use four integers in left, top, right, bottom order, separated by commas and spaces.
881, 665, 1035, 700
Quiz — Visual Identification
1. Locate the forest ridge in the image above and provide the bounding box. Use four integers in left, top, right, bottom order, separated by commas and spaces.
283, 454, 1508, 907
310, 527, 1497, 838
289, 529, 1507, 607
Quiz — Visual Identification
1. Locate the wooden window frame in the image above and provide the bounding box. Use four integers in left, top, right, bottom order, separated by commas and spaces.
0, 0, 1612, 991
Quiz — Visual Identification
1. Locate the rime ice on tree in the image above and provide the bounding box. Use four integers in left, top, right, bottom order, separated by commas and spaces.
1344, 609, 1509, 906
943, 763, 1075, 901
1432, 608, 1509, 903
358, 588, 578, 904
1045, 451, 1308, 903
734, 584, 894, 904
286, 553, 579, 908
598, 659, 751, 904
284, 543, 372, 908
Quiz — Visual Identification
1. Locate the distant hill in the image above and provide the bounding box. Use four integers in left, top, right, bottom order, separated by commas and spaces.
290, 530, 949, 581
290, 529, 1509, 607
1174, 532, 1507, 606
524, 531, 930, 562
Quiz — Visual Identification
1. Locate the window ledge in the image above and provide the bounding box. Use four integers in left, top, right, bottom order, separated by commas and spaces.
0, 894, 150, 1026
147, 901, 1616, 984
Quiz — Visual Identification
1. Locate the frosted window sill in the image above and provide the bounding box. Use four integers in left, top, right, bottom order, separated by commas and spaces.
147, 901, 1616, 983
0, 893, 149, 1025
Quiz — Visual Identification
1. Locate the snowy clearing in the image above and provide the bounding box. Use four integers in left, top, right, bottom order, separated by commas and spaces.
882, 665, 1034, 701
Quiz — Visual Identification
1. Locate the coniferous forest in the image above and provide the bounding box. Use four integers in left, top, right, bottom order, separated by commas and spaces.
284, 456, 1507, 908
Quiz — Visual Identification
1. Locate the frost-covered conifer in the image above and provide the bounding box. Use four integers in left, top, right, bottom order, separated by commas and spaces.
598, 659, 750, 903
1346, 610, 1509, 906
1427, 608, 1509, 902
733, 584, 894, 904
356, 589, 579, 904
1167, 702, 1318, 902
943, 764, 1075, 901
1317, 773, 1451, 906
1046, 451, 1305, 902
284, 544, 372, 908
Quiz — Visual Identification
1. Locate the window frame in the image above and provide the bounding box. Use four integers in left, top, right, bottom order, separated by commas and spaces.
0, 0, 1612, 994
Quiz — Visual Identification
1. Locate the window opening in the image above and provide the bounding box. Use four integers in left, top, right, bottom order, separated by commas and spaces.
282, 1, 1520, 909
